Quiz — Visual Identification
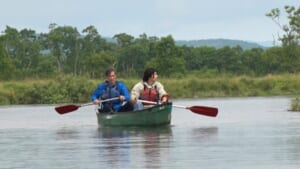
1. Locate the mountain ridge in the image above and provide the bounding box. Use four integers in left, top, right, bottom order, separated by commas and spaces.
175, 38, 267, 49
104, 37, 273, 49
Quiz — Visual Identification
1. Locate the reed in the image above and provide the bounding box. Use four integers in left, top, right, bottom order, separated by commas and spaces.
291, 97, 300, 111
1, 73, 300, 106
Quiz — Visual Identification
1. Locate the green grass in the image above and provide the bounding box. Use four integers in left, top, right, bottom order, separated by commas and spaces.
1, 73, 300, 106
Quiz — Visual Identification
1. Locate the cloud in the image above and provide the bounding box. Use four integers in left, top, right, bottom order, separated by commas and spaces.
1, 0, 300, 41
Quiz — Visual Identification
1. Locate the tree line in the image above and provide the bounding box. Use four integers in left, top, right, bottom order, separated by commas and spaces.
1, 5, 300, 80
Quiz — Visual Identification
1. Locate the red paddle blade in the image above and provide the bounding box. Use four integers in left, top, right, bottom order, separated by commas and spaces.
188, 106, 218, 117
55, 105, 80, 114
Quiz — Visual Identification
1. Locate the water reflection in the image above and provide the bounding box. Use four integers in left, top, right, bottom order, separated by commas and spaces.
94, 126, 172, 168
55, 128, 80, 140
96, 125, 172, 138
191, 127, 219, 142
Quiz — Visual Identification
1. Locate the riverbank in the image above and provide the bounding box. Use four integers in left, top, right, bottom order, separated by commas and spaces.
1, 73, 300, 110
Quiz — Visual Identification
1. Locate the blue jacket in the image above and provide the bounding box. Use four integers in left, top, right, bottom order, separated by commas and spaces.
91, 81, 130, 111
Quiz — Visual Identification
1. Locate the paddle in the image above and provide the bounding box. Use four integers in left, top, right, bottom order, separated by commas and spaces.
137, 99, 218, 117
55, 97, 119, 115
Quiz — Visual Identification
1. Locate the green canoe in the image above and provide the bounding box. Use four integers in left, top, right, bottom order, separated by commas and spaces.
96, 102, 172, 127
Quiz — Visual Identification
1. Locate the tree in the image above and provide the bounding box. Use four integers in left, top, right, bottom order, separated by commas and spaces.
81, 25, 109, 55
0, 40, 16, 79
146, 35, 186, 76
46, 24, 80, 74
85, 52, 117, 78
2, 26, 20, 62
261, 47, 283, 74
116, 33, 153, 77
33, 54, 57, 77
18, 29, 40, 70
241, 48, 264, 75
266, 6, 300, 73
266, 5, 300, 46
185, 46, 217, 71
211, 46, 243, 74
1, 26, 41, 78
113, 33, 134, 47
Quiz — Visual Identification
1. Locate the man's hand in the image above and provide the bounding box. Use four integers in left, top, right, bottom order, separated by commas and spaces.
119, 95, 125, 101
93, 99, 101, 105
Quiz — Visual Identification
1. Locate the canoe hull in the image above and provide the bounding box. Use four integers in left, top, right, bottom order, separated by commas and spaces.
96, 103, 172, 127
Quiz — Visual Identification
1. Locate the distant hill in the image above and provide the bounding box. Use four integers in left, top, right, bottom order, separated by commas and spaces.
103, 37, 269, 50
175, 39, 265, 49
255, 40, 278, 47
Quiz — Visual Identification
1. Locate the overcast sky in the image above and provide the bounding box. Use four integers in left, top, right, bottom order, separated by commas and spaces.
1, 0, 299, 42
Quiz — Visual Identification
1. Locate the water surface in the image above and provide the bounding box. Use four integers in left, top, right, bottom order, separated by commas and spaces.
1, 97, 300, 169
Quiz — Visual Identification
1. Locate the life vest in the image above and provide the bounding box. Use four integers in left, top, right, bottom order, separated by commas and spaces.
139, 84, 159, 103
100, 81, 120, 103
98, 81, 121, 113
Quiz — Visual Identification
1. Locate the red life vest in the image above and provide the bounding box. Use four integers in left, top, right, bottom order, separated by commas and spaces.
139, 84, 159, 102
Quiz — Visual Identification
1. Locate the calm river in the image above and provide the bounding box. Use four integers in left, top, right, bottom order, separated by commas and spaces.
1, 97, 300, 169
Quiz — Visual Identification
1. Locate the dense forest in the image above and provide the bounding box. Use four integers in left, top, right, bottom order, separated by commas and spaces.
1, 25, 299, 80
0, 5, 300, 80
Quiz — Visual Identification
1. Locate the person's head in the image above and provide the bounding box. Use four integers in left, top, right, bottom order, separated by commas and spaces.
143, 68, 158, 82
105, 68, 117, 85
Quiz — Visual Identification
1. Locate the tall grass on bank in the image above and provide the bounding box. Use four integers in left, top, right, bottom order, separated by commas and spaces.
291, 97, 300, 111
162, 73, 300, 98
0, 76, 95, 105
1, 73, 300, 105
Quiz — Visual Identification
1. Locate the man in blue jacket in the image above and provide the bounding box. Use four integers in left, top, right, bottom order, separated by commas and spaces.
91, 68, 133, 113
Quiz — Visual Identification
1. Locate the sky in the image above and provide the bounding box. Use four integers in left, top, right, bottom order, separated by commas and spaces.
1, 0, 300, 43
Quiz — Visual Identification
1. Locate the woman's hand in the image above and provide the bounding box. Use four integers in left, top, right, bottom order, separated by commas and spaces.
161, 94, 169, 103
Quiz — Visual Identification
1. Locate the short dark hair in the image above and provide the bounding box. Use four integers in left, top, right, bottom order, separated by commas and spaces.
105, 68, 116, 76
143, 68, 157, 81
